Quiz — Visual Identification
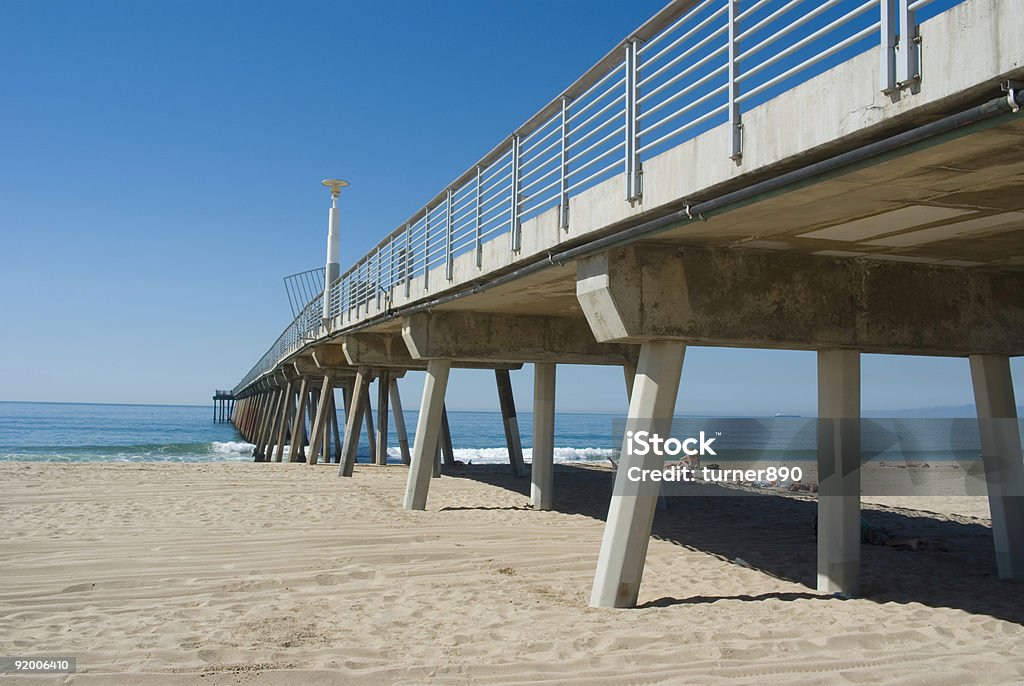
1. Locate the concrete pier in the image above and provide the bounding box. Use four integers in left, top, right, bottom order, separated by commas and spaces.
224, 0, 1024, 610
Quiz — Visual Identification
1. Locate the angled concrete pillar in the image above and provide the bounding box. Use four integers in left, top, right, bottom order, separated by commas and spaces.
288, 378, 310, 462
440, 404, 455, 467
272, 381, 295, 462
339, 368, 370, 477
623, 363, 636, 403
390, 378, 412, 465
256, 392, 277, 459
306, 375, 334, 466
970, 354, 1024, 579
260, 389, 285, 460
330, 392, 342, 463
404, 359, 451, 510
362, 379, 377, 461
590, 341, 685, 608
531, 363, 556, 510
816, 349, 861, 596
376, 369, 391, 465
495, 369, 526, 477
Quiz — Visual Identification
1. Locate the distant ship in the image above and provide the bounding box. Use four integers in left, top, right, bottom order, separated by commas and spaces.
774, 413, 801, 417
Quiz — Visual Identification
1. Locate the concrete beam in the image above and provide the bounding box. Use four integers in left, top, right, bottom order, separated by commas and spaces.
342, 333, 523, 370
312, 344, 353, 371
402, 312, 639, 365
577, 244, 1024, 355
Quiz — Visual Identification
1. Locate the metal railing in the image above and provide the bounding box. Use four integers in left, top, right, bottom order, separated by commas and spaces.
233, 0, 963, 395
283, 267, 326, 319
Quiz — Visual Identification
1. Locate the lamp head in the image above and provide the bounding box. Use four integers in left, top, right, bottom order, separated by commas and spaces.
321, 178, 350, 199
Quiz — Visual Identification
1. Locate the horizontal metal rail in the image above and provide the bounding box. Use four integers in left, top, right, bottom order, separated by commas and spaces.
232, 0, 967, 395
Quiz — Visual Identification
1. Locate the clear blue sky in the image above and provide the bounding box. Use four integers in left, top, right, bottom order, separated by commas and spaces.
1, 0, 1018, 414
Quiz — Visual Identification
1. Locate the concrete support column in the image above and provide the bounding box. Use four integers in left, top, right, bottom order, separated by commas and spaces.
590, 341, 686, 608
623, 363, 637, 403
440, 404, 455, 467
288, 378, 310, 462
390, 378, 413, 465
970, 354, 1024, 579
272, 381, 294, 462
330, 392, 342, 464
376, 369, 391, 465
495, 370, 526, 477
306, 376, 334, 466
362, 379, 377, 461
531, 363, 556, 510
403, 359, 452, 510
816, 349, 862, 596
339, 368, 370, 477
256, 390, 283, 461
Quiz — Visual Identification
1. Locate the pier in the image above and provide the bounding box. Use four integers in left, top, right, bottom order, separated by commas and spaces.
212, 390, 234, 423
221, 0, 1024, 607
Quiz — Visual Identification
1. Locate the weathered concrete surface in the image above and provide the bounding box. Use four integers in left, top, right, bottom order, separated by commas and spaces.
312, 345, 351, 371
576, 244, 1024, 355
342, 333, 523, 370
401, 312, 639, 365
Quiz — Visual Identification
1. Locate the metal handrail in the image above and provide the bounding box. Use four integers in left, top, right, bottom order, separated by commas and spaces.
232, 0, 965, 396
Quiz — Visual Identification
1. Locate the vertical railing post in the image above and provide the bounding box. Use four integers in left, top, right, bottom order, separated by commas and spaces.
388, 235, 396, 301
558, 97, 570, 231
404, 222, 412, 298
727, 0, 742, 161
376, 247, 383, 310
354, 261, 361, 320
474, 166, 483, 267
510, 136, 522, 253
896, 0, 918, 88
445, 189, 454, 280
624, 40, 641, 202
880, 0, 898, 93
423, 207, 431, 289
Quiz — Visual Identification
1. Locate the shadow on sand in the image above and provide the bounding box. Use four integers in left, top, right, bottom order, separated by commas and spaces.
438, 462, 1024, 625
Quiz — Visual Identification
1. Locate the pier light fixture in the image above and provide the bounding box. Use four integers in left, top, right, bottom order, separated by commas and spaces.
321, 178, 349, 205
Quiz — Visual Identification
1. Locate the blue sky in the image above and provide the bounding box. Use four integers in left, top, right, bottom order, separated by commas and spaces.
0, 0, 1018, 414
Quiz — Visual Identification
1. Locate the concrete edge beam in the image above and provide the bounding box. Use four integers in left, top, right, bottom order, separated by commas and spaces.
577, 244, 1024, 355
402, 312, 640, 365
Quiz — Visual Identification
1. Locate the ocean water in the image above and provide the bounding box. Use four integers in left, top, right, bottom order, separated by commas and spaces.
0, 401, 1006, 465
0, 401, 616, 464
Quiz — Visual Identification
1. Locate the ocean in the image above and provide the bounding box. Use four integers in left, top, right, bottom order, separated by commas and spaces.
0, 401, 615, 464
0, 401, 1008, 465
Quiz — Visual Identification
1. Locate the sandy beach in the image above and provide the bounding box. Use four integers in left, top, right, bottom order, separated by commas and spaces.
2, 460, 1023, 685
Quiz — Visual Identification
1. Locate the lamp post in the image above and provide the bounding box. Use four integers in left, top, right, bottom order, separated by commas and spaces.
321, 178, 349, 326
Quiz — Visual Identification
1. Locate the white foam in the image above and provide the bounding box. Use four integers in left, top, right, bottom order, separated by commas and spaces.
385, 446, 616, 465
210, 441, 255, 455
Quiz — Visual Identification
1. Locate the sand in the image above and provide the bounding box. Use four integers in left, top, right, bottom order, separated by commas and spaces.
1, 460, 1023, 685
